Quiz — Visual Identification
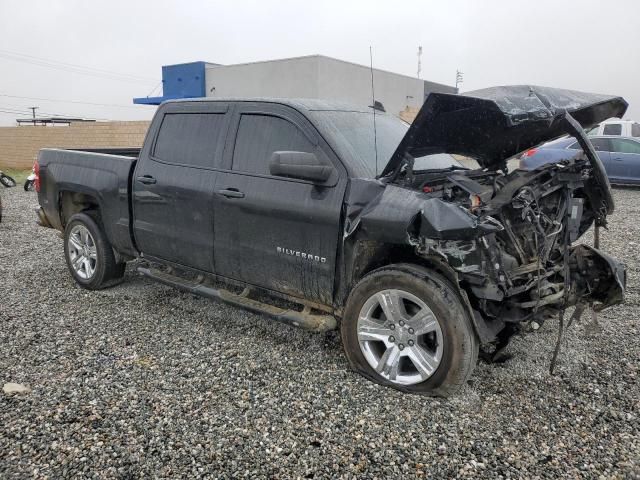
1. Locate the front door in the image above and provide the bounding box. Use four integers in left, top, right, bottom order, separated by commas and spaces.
212, 104, 347, 306
132, 103, 231, 271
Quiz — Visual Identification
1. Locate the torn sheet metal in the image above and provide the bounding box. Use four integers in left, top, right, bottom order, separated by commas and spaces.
344, 181, 424, 243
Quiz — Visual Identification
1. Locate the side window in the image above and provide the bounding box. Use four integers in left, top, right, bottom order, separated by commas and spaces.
590, 138, 611, 152
569, 138, 609, 151
602, 123, 622, 136
632, 123, 640, 138
611, 139, 640, 155
232, 114, 314, 175
154, 113, 226, 168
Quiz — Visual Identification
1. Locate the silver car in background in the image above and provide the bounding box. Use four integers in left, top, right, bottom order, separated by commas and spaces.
520, 135, 640, 185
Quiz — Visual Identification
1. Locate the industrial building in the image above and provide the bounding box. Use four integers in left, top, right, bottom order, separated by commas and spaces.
133, 55, 456, 119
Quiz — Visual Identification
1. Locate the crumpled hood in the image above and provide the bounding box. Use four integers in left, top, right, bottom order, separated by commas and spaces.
382, 85, 628, 175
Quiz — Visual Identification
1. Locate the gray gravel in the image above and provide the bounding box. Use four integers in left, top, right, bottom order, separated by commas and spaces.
1, 185, 639, 479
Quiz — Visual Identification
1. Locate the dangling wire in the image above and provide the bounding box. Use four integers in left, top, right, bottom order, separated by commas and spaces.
550, 188, 573, 374
549, 309, 564, 374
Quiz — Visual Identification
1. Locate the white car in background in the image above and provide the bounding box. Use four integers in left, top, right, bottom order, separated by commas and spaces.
586, 118, 640, 137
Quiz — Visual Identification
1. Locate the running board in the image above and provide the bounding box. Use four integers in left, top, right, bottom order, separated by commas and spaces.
137, 267, 337, 332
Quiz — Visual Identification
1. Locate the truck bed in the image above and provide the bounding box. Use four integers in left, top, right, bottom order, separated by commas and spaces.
37, 148, 138, 257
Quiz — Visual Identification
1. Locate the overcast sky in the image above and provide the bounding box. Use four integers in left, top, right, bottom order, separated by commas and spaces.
0, 0, 638, 126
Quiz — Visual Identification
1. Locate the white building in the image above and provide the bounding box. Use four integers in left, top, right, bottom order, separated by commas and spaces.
134, 55, 456, 119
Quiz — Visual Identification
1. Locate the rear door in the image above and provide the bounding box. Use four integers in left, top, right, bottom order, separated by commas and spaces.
609, 138, 640, 184
132, 102, 231, 271
212, 102, 347, 306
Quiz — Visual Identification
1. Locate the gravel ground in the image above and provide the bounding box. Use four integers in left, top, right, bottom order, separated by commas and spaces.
1, 186, 639, 479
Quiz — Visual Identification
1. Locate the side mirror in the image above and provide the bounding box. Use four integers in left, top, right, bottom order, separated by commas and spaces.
269, 151, 334, 183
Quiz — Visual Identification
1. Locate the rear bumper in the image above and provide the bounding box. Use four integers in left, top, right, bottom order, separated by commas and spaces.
35, 206, 53, 228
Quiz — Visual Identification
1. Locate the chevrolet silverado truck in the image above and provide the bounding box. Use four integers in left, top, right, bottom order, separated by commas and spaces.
35, 86, 627, 396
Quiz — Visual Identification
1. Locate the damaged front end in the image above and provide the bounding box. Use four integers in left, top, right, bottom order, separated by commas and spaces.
346, 86, 628, 357
412, 158, 625, 343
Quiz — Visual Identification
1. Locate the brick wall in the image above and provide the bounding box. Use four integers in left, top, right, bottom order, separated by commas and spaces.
0, 121, 151, 170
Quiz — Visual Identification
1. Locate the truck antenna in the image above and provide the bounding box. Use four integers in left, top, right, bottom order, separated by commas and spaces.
369, 46, 379, 176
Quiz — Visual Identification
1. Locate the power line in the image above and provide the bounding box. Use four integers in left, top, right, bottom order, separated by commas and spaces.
0, 109, 32, 115
0, 105, 109, 121
0, 106, 30, 114
0, 49, 159, 85
0, 49, 157, 81
0, 49, 158, 83
0, 93, 145, 109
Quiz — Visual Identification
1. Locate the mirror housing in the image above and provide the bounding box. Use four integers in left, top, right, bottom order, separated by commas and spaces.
269, 151, 334, 183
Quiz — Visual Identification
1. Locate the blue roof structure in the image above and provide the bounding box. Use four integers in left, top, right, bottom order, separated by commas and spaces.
133, 61, 207, 105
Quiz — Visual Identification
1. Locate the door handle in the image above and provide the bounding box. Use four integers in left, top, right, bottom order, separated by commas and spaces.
137, 175, 157, 185
613, 158, 623, 162
218, 188, 245, 198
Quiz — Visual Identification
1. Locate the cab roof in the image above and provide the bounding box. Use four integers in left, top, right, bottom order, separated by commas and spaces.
162, 97, 374, 114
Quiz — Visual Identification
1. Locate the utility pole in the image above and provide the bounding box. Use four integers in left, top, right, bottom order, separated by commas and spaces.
417, 46, 423, 79
29, 106, 38, 126
455, 70, 463, 92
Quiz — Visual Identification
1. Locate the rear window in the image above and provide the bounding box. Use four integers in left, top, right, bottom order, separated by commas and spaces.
632, 123, 640, 138
154, 113, 226, 168
603, 123, 622, 136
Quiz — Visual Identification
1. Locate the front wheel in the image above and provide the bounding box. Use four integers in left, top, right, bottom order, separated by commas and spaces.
24, 179, 34, 191
63, 213, 125, 289
341, 264, 478, 397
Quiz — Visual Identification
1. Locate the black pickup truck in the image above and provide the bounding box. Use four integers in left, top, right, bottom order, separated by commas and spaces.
36, 86, 627, 396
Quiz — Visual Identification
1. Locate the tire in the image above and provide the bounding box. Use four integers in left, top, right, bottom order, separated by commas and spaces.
341, 263, 478, 397
0, 173, 16, 188
63, 212, 126, 290
24, 179, 34, 191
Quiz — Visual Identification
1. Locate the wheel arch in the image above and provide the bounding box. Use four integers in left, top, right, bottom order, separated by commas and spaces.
340, 256, 480, 396
59, 191, 133, 263
340, 239, 495, 344
58, 190, 102, 228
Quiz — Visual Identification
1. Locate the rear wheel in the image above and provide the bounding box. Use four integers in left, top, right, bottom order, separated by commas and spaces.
341, 264, 478, 397
64, 213, 125, 289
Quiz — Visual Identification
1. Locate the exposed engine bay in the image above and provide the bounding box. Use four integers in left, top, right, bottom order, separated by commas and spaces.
344, 156, 625, 366
402, 157, 625, 348
346, 131, 625, 366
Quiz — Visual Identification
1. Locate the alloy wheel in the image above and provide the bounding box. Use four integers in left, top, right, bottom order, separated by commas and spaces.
357, 289, 443, 385
68, 224, 98, 280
